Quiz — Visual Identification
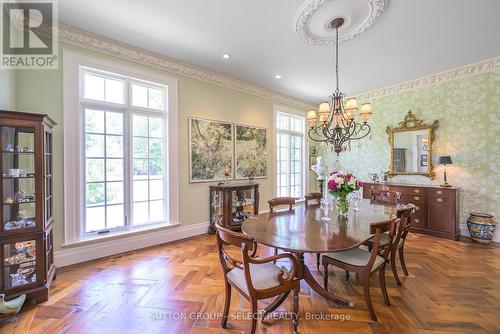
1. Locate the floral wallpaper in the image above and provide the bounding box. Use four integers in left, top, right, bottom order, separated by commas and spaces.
318, 71, 500, 240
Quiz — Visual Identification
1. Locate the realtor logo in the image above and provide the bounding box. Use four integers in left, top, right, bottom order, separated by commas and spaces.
1, 0, 58, 69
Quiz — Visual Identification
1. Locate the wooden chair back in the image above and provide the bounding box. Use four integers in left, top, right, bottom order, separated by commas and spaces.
268, 197, 295, 213
305, 192, 322, 207
215, 223, 256, 274
370, 190, 401, 205
369, 218, 400, 262
396, 204, 416, 243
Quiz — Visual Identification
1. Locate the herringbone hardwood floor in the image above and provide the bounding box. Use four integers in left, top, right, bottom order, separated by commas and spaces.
1, 233, 499, 334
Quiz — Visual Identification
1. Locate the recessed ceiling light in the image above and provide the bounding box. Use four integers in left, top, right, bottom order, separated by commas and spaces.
275, 74, 282, 79
222, 54, 231, 59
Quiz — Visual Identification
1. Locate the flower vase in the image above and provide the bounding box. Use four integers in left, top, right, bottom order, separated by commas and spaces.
336, 195, 349, 216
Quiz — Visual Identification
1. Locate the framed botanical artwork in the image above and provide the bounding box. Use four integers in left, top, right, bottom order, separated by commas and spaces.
189, 117, 234, 182
234, 124, 267, 180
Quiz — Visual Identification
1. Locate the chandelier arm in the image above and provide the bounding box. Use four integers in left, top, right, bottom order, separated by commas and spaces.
347, 123, 372, 140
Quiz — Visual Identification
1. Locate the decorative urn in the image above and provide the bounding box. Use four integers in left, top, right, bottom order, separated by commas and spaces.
466, 212, 496, 244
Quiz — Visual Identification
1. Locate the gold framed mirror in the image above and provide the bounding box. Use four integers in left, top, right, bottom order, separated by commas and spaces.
386, 111, 438, 179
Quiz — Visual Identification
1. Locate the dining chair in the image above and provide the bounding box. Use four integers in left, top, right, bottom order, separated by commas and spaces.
304, 192, 322, 207
370, 190, 402, 205
363, 204, 416, 285
322, 218, 400, 321
268, 197, 296, 213
268, 197, 296, 257
216, 224, 300, 334
304, 192, 324, 270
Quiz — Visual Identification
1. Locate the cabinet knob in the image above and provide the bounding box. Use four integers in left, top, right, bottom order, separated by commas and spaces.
414, 196, 420, 201
414, 218, 420, 223
413, 189, 420, 193
415, 206, 420, 210
436, 198, 443, 203
436, 190, 443, 195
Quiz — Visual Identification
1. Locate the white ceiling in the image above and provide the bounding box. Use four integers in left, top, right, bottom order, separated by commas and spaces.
59, 0, 500, 104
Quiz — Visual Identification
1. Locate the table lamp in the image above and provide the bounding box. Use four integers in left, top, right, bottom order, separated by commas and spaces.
437, 156, 453, 187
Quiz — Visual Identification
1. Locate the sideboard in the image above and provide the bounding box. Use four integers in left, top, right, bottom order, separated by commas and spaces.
362, 182, 459, 240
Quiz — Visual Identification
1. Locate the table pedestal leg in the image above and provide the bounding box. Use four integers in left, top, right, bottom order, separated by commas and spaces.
295, 253, 354, 307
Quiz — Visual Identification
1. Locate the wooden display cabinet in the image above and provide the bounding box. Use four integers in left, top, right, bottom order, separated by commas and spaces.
0, 111, 56, 302
208, 183, 259, 233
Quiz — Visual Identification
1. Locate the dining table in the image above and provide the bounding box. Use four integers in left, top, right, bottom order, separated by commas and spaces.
241, 199, 400, 308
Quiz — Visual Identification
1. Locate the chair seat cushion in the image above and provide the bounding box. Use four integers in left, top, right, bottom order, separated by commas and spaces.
227, 261, 289, 295
324, 248, 385, 271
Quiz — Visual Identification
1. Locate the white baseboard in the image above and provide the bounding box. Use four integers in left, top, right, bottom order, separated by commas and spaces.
55, 222, 209, 267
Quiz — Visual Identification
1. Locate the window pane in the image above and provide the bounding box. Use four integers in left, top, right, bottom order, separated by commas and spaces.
86, 159, 104, 182
133, 159, 149, 179
133, 202, 149, 225
86, 134, 104, 157
133, 180, 148, 202
150, 200, 164, 222
149, 180, 163, 200
149, 159, 163, 179
86, 206, 105, 232
106, 182, 123, 205
149, 139, 163, 158
105, 78, 124, 104
148, 88, 163, 110
106, 135, 123, 158
106, 159, 123, 181
84, 73, 104, 101
86, 183, 105, 206
149, 117, 163, 138
133, 137, 148, 158
106, 112, 123, 135
107, 205, 124, 228
85, 109, 104, 133
133, 115, 148, 136
277, 114, 288, 130
132, 84, 148, 108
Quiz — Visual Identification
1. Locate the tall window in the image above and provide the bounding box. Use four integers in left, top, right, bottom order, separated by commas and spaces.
276, 112, 305, 198
81, 67, 168, 235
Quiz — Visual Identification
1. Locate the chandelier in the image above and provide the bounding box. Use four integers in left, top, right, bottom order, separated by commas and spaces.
307, 18, 373, 155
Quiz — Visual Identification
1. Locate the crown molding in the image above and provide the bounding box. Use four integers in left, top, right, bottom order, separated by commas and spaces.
54, 24, 314, 110
357, 56, 500, 100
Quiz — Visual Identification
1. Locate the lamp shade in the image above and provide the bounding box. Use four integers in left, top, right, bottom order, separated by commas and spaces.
437, 156, 453, 165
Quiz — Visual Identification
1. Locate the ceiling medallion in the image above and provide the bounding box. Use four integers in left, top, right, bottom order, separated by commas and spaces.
294, 0, 390, 45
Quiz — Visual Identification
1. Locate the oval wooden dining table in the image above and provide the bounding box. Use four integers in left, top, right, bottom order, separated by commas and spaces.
241, 199, 398, 307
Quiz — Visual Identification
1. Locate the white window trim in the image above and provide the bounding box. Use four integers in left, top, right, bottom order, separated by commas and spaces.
63, 49, 179, 245
272, 105, 308, 199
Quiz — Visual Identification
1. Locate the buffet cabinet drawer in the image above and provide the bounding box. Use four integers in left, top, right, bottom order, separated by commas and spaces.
400, 194, 427, 204
392, 186, 427, 196
427, 195, 454, 206
430, 188, 456, 198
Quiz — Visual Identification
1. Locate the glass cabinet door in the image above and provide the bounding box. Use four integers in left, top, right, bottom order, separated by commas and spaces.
1, 126, 37, 233
2, 236, 40, 290
44, 128, 53, 227
230, 188, 256, 226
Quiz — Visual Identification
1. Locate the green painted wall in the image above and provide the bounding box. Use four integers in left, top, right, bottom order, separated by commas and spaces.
13, 44, 306, 250
0, 69, 16, 110
321, 71, 500, 240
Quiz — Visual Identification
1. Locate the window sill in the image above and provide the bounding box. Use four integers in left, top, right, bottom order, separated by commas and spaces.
61, 222, 180, 248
